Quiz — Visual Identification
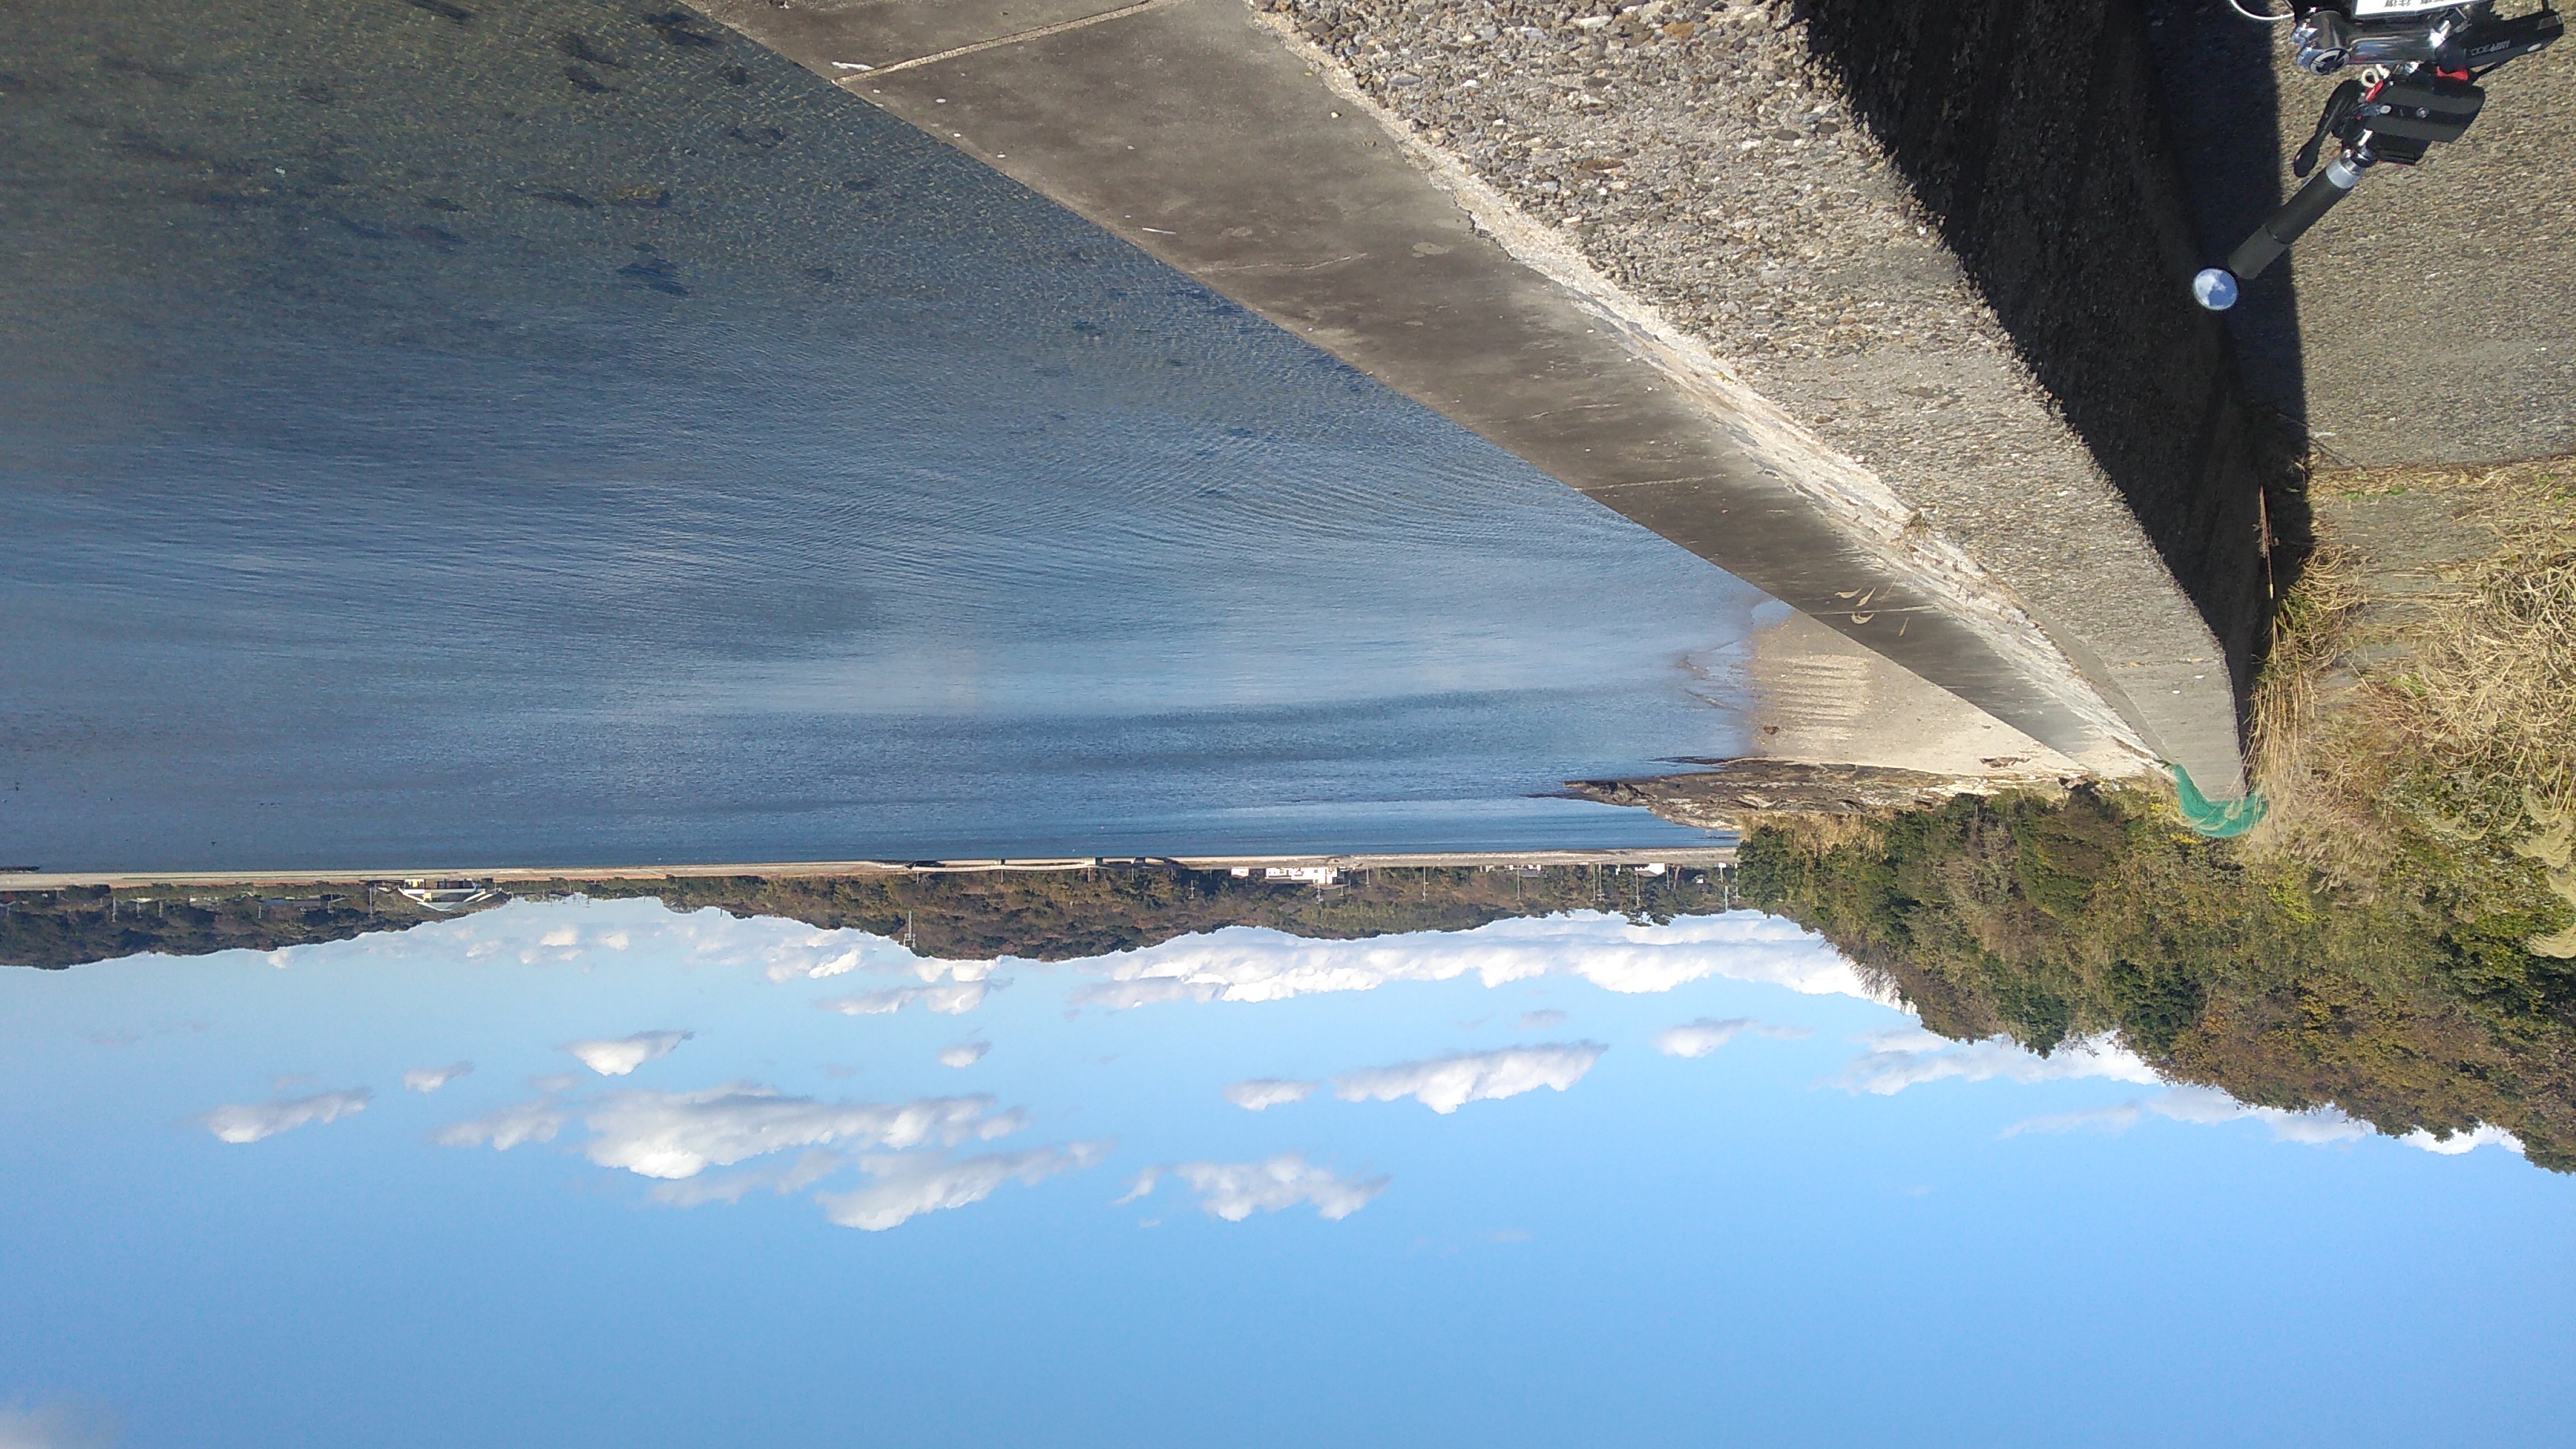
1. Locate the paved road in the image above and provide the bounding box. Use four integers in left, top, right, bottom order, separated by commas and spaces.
2151, 2, 2576, 467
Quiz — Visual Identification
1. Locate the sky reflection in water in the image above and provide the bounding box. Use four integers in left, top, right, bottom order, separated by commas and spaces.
4, 898, 2568, 1447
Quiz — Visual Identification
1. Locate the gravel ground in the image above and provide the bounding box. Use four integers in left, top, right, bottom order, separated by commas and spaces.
1258, 0, 2082, 485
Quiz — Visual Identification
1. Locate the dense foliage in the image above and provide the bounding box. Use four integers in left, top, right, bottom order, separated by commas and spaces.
578, 864, 1720, 961
2, 864, 1725, 972
0, 886, 447, 970
1737, 788, 2576, 1170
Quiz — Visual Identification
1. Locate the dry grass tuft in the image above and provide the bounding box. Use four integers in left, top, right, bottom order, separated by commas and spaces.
2245, 536, 2401, 890
2246, 541, 2359, 799
1745, 810, 1904, 857
2249, 459, 2576, 886
2384, 464, 2576, 821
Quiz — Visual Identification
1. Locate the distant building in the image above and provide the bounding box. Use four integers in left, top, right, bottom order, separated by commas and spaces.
395, 879, 501, 912
1264, 866, 1340, 885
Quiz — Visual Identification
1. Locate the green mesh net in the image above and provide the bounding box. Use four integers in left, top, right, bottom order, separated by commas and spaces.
2171, 763, 2267, 838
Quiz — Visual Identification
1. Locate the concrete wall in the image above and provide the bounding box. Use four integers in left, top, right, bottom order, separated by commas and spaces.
698, 0, 2279, 796
1799, 0, 2278, 732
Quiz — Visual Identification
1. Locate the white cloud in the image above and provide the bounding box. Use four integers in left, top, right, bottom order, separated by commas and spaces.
402, 1061, 474, 1095
564, 1030, 692, 1076
2148, 1085, 2368, 1144
433, 1097, 571, 1151
631, 910, 992, 985
754, 936, 994, 986
814, 981, 994, 1017
581, 1085, 1021, 1180
1114, 1167, 1161, 1205
360, 900, 1862, 1034
1222, 1078, 1317, 1111
647, 1149, 850, 1208
198, 1088, 369, 1144
1653, 1017, 1810, 1058
818, 1142, 1111, 1230
2402, 1124, 2525, 1156
1518, 1009, 1567, 1029
348, 897, 993, 990
1067, 911, 1878, 1011
1332, 1043, 1604, 1114
2000, 1088, 2368, 1147
1998, 1102, 2146, 1138
801, 947, 864, 980
1123, 1154, 1387, 1221
528, 1073, 582, 1093
0, 1398, 116, 1449
936, 1042, 990, 1069
1829, 1030, 2162, 1095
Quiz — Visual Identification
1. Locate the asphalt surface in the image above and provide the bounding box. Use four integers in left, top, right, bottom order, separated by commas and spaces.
2148, 0, 2576, 467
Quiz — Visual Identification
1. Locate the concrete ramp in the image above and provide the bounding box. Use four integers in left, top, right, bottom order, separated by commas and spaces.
694, 0, 2238, 788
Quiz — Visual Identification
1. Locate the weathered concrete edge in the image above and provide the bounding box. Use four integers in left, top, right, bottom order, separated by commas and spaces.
1264, 0, 2259, 797
693, 0, 2238, 789
827, 6, 2139, 779
1248, 10, 2149, 769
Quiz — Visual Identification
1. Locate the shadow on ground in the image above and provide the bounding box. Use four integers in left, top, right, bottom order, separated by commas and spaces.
1797, 0, 2305, 706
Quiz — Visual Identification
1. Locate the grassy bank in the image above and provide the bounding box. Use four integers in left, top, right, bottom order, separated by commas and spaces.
2253, 458, 2576, 934
1735, 456, 2576, 1169
1736, 785, 2576, 1167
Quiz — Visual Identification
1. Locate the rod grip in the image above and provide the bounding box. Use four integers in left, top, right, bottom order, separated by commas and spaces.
2226, 159, 2361, 280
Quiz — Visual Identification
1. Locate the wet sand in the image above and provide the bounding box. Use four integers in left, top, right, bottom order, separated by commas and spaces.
1735, 606, 2095, 781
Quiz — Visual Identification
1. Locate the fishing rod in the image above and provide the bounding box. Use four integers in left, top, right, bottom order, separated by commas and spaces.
2193, 1, 2562, 311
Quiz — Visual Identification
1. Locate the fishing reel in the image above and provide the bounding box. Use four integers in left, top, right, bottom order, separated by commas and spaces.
2193, 1, 2560, 310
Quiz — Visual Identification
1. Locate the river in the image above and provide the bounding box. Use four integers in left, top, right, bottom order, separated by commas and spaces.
0, 0, 1762, 871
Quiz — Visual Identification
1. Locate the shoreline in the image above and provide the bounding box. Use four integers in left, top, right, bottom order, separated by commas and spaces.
0, 845, 1739, 893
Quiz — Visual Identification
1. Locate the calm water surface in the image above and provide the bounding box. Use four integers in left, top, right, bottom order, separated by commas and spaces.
2, 0, 1758, 871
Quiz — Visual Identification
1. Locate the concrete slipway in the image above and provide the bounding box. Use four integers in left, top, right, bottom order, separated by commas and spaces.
695, 0, 2270, 799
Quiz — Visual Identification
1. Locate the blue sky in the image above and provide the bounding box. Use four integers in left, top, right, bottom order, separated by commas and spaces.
4, 897, 2570, 1448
